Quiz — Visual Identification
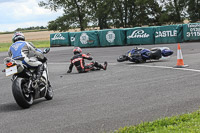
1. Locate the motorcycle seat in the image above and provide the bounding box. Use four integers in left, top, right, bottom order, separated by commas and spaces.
150, 49, 161, 59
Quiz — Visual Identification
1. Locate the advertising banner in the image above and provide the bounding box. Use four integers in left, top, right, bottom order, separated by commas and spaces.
98, 29, 125, 46
69, 32, 76, 46
154, 25, 183, 44
183, 23, 200, 41
50, 32, 70, 46
126, 27, 155, 45
73, 31, 100, 47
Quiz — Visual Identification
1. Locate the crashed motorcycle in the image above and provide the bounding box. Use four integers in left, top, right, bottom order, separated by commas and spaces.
3, 48, 53, 109
117, 47, 173, 63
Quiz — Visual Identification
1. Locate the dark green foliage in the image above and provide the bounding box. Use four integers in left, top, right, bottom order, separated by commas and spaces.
38, 0, 199, 32
187, 0, 200, 22
87, 0, 113, 29
15, 26, 47, 31
39, 0, 88, 31
159, 0, 187, 24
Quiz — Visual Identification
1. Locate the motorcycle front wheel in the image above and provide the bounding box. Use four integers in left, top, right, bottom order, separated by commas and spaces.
12, 78, 33, 109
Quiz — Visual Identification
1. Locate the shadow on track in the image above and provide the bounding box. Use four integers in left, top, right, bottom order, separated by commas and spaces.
0, 102, 20, 112
123, 59, 170, 65
0, 99, 47, 112
59, 69, 104, 77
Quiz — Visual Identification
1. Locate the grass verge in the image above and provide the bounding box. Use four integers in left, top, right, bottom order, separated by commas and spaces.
113, 110, 200, 133
0, 40, 50, 52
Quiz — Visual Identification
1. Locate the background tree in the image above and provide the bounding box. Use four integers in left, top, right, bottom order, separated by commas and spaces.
125, 0, 137, 27
111, 0, 162, 28
38, 0, 198, 32
143, 0, 162, 26
187, 0, 200, 22
111, 0, 128, 28
159, 0, 187, 24
87, 0, 114, 29
39, 0, 88, 31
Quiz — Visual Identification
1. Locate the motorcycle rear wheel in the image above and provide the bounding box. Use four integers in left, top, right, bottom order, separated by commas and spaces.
12, 78, 33, 109
117, 55, 128, 62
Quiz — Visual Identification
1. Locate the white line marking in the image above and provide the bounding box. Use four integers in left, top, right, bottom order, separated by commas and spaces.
133, 64, 200, 72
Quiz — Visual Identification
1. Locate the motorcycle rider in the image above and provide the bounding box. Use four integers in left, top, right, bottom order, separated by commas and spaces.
8, 32, 47, 82
67, 47, 107, 73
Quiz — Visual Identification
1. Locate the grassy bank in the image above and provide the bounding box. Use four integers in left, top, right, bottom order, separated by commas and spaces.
0, 40, 50, 52
114, 110, 200, 133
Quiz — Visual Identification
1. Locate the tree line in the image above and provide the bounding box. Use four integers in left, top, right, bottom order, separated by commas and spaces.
39, 0, 200, 32
15, 26, 47, 31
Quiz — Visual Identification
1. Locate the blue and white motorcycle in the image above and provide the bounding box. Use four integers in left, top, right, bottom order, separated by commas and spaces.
2, 48, 53, 109
117, 47, 173, 63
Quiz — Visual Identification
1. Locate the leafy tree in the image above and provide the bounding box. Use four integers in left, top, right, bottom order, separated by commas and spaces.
125, 0, 137, 27
111, 0, 162, 28
38, 0, 197, 32
111, 0, 134, 28
87, 0, 114, 29
143, 0, 162, 26
39, 0, 88, 31
110, 0, 127, 28
159, 0, 187, 24
187, 0, 200, 22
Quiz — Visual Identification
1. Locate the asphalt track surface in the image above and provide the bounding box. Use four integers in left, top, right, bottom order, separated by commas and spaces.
0, 42, 200, 133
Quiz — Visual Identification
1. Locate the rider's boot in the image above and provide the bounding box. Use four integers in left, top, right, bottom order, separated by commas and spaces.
36, 64, 45, 87
94, 61, 107, 70
103, 61, 108, 70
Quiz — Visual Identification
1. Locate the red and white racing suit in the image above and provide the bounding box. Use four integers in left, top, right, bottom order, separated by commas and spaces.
68, 53, 105, 73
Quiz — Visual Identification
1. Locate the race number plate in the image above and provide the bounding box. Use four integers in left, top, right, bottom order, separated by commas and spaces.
5, 65, 17, 76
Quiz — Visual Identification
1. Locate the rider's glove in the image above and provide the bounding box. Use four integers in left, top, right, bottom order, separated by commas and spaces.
67, 70, 72, 73
43, 57, 47, 62
39, 57, 47, 63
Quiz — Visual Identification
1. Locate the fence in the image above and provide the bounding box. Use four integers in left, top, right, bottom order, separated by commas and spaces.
50, 23, 200, 47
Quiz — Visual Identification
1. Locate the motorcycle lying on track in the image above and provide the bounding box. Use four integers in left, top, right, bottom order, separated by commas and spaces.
117, 47, 173, 63
2, 48, 53, 109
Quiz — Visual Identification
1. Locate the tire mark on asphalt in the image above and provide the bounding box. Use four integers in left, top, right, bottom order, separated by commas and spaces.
48, 62, 118, 65
48, 62, 200, 73
1, 64, 199, 106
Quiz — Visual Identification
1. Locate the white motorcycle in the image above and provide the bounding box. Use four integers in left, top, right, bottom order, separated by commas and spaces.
3, 48, 53, 109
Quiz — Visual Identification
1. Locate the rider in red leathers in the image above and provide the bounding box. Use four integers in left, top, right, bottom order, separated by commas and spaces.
67, 47, 107, 73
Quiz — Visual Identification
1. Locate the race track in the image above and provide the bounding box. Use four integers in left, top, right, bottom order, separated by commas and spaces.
0, 42, 200, 133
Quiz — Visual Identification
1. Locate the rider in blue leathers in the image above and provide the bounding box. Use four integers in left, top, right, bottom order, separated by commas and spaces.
8, 32, 46, 81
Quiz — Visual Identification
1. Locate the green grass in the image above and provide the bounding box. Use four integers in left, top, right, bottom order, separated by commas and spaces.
113, 110, 200, 133
0, 40, 50, 52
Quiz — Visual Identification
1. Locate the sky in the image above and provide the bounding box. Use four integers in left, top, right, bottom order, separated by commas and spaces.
0, 0, 63, 32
